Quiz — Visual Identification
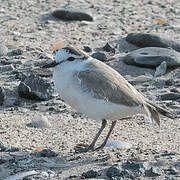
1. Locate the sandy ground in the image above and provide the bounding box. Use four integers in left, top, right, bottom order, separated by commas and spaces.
0, 0, 180, 179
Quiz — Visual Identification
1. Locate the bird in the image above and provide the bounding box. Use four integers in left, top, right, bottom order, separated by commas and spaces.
43, 46, 174, 152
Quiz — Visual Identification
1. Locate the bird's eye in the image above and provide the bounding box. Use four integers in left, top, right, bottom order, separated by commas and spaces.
67, 57, 75, 61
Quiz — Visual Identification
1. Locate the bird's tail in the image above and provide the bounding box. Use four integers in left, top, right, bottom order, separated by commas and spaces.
143, 101, 174, 126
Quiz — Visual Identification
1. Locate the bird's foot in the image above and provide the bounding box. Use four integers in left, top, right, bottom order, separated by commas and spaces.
74, 144, 94, 153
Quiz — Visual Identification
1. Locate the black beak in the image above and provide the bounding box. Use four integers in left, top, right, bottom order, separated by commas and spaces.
42, 61, 59, 68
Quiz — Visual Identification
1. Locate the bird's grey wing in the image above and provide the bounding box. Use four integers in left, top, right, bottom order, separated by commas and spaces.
76, 68, 142, 107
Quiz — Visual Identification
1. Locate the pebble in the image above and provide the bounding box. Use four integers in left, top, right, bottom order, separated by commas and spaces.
18, 74, 54, 101
52, 9, 93, 21
146, 167, 163, 176
27, 114, 51, 128
0, 64, 15, 72
126, 33, 180, 52
0, 87, 5, 105
0, 44, 8, 56
82, 170, 99, 178
160, 93, 180, 101
0, 166, 9, 180
123, 47, 180, 68
91, 52, 107, 61
154, 61, 167, 77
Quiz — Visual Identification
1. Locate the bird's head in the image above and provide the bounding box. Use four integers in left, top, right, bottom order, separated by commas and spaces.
42, 46, 89, 68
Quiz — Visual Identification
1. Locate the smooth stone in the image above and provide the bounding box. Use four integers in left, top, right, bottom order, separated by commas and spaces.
0, 166, 9, 180
36, 148, 58, 157
126, 33, 180, 52
0, 44, 8, 56
160, 93, 180, 101
91, 52, 107, 61
18, 74, 54, 101
154, 61, 167, 77
123, 47, 180, 68
27, 114, 51, 128
83, 46, 92, 52
105, 140, 132, 149
146, 167, 163, 176
52, 9, 93, 21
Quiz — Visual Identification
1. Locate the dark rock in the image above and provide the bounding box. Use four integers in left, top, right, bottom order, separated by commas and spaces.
91, 52, 107, 61
123, 47, 180, 68
160, 93, 180, 101
103, 43, 115, 53
83, 46, 92, 53
37, 149, 58, 157
7, 49, 23, 56
82, 170, 99, 178
126, 33, 180, 52
18, 74, 54, 101
0, 44, 8, 56
165, 79, 175, 86
106, 161, 148, 179
166, 167, 178, 175
0, 87, 5, 105
52, 9, 93, 21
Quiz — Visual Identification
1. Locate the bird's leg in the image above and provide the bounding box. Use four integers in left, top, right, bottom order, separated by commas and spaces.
95, 120, 117, 150
74, 119, 107, 153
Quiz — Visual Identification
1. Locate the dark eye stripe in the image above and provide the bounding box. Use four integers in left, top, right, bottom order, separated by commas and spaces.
67, 57, 75, 61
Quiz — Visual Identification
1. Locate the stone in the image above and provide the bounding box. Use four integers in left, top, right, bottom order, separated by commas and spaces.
160, 93, 180, 101
27, 114, 51, 128
126, 33, 180, 52
0, 44, 8, 56
123, 47, 180, 68
0, 166, 9, 180
146, 167, 163, 176
154, 61, 167, 77
106, 161, 148, 179
0, 87, 5, 105
103, 43, 115, 53
0, 64, 15, 72
0, 139, 19, 152
18, 74, 54, 101
52, 9, 93, 21
91, 52, 107, 61
82, 170, 99, 178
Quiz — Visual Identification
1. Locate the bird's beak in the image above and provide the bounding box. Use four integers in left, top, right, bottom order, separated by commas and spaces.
42, 61, 59, 68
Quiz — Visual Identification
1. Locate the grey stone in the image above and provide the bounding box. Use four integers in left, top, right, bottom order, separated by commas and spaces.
18, 74, 54, 101
0, 44, 8, 56
160, 93, 180, 101
106, 161, 148, 179
52, 9, 93, 21
82, 170, 99, 178
0, 139, 19, 152
0, 87, 5, 105
122, 47, 180, 68
91, 52, 107, 61
0, 166, 9, 180
27, 114, 51, 128
0, 64, 15, 72
126, 33, 180, 52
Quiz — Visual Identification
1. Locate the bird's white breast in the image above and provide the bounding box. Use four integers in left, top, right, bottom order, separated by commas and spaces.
53, 59, 143, 121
